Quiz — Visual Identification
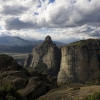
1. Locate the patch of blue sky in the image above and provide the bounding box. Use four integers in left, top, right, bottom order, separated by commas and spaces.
49, 0, 55, 3
0, 26, 3, 30
42, 0, 55, 4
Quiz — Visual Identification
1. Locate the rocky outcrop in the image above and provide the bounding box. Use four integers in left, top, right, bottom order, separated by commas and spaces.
24, 53, 32, 68
24, 37, 100, 85
0, 54, 57, 100
0, 54, 18, 71
18, 77, 46, 100
57, 39, 100, 84
24, 36, 61, 76
87, 71, 100, 85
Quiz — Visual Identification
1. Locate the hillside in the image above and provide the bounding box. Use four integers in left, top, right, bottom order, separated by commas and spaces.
0, 45, 36, 53
37, 84, 100, 100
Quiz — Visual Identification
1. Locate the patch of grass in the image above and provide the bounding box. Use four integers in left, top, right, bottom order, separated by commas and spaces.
83, 91, 100, 100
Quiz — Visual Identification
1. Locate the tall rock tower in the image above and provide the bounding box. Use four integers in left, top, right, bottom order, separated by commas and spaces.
24, 36, 61, 76
57, 39, 100, 85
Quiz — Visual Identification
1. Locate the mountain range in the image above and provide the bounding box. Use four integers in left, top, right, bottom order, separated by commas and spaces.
0, 36, 65, 46
0, 36, 65, 53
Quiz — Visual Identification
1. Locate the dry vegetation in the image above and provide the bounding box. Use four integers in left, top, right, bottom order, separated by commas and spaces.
37, 84, 100, 100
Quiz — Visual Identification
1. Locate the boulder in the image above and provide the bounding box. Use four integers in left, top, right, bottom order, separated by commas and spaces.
0, 71, 28, 90
18, 77, 46, 100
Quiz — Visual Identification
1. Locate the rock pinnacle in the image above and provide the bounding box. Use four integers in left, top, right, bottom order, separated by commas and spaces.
45, 35, 52, 43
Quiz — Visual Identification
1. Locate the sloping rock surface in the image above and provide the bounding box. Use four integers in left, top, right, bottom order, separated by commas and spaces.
0, 54, 57, 100
24, 36, 61, 76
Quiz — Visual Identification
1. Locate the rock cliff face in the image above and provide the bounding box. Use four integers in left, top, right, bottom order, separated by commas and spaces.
24, 36, 61, 76
57, 39, 100, 84
25, 37, 100, 84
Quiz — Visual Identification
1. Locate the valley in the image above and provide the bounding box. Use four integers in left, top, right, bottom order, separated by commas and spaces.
0, 52, 28, 60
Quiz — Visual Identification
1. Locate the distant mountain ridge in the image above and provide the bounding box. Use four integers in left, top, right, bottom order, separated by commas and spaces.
0, 36, 65, 46
0, 36, 40, 46
0, 36, 65, 53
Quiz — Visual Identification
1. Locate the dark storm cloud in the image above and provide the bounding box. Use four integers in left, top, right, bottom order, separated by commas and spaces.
74, 11, 100, 27
5, 18, 35, 30
89, 31, 100, 37
1, 0, 100, 30
1, 5, 28, 15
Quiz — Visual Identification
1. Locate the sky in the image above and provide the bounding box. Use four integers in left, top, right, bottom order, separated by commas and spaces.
0, 0, 100, 43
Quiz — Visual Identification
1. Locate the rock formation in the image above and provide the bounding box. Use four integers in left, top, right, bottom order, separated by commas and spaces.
24, 53, 32, 68
0, 54, 18, 71
24, 37, 100, 85
57, 39, 100, 84
0, 54, 57, 100
24, 35, 61, 76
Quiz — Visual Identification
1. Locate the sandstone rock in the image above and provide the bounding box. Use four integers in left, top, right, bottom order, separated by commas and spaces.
0, 54, 58, 100
29, 71, 57, 90
24, 53, 32, 68
0, 71, 28, 90
24, 36, 61, 76
57, 39, 100, 85
87, 71, 100, 85
18, 77, 46, 100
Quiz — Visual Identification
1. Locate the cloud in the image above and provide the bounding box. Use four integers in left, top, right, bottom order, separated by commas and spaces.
5, 18, 36, 30
89, 31, 100, 37
2, 0, 100, 30
1, 5, 28, 15
0, 0, 100, 43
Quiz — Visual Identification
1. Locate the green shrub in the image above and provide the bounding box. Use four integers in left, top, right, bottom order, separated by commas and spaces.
27, 67, 33, 72
0, 83, 23, 100
83, 91, 100, 100
33, 62, 48, 74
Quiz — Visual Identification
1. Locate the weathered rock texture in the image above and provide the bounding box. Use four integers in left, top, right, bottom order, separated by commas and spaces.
24, 37, 100, 84
0, 54, 57, 100
57, 39, 100, 84
24, 53, 32, 68
24, 36, 61, 76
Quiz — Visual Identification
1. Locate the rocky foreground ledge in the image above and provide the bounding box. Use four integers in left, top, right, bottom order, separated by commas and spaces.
0, 54, 57, 100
